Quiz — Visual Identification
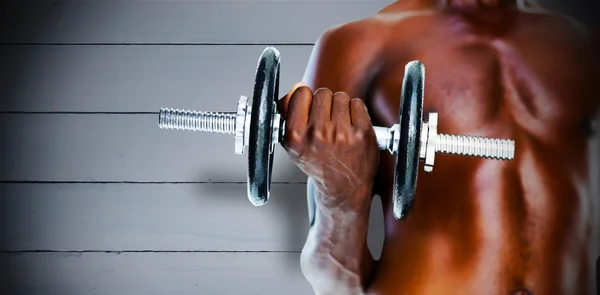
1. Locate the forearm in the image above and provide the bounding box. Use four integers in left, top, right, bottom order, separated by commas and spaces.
300, 185, 375, 295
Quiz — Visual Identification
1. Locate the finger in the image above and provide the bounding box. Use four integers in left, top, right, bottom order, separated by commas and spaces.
309, 88, 333, 125
350, 98, 373, 129
278, 81, 308, 118
331, 92, 351, 125
285, 86, 313, 135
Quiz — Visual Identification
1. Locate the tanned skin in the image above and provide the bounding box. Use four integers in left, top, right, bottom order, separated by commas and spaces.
277, 0, 599, 294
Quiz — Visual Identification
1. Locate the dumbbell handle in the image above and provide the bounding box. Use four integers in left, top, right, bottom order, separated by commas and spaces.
158, 104, 515, 171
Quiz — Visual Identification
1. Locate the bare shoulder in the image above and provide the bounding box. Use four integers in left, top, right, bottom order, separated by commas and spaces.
301, 1, 439, 97
311, 17, 389, 63
301, 17, 390, 98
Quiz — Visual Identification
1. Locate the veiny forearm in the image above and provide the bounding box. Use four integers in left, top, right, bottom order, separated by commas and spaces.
300, 188, 375, 295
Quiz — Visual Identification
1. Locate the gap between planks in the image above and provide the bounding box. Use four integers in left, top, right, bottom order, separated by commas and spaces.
0, 250, 300, 253
0, 43, 315, 46
0, 181, 307, 184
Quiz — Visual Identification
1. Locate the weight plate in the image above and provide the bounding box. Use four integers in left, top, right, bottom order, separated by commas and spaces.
393, 61, 425, 220
247, 47, 281, 206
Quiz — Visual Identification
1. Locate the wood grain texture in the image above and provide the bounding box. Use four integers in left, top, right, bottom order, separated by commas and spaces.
0, 252, 313, 295
0, 1, 393, 44
0, 45, 313, 112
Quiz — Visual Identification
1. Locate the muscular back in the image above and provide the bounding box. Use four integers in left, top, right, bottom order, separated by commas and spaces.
298, 2, 599, 295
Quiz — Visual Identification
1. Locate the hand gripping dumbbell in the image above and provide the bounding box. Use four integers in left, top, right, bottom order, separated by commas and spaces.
158, 47, 515, 220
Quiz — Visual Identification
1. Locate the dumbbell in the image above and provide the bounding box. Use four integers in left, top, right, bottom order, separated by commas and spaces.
158, 47, 515, 220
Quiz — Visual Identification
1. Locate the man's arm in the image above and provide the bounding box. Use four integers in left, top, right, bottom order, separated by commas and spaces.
301, 179, 376, 295
279, 21, 385, 294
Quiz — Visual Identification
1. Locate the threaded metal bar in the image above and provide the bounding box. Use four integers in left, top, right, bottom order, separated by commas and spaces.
158, 108, 237, 134
435, 134, 515, 160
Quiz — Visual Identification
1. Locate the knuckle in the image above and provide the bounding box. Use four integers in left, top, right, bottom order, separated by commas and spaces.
354, 130, 366, 141
284, 127, 304, 150
353, 129, 372, 142
311, 128, 326, 142
307, 124, 333, 143
288, 128, 304, 143
335, 131, 348, 143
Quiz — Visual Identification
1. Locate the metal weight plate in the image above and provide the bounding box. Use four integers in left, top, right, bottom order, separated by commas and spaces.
392, 61, 425, 220
247, 47, 281, 206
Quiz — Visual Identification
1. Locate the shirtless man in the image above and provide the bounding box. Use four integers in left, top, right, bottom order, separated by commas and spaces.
277, 0, 599, 294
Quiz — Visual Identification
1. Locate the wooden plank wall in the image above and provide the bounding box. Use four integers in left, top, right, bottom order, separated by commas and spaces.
0, 1, 392, 294
0, 1, 597, 294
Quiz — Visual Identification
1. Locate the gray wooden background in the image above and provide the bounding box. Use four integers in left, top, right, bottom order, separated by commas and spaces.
0, 1, 394, 294
0, 1, 596, 295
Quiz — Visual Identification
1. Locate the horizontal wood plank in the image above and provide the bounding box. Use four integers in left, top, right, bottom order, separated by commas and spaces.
0, 183, 309, 251
0, 45, 313, 112
0, 1, 392, 44
0, 113, 307, 182
0, 183, 385, 253
0, 252, 312, 295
